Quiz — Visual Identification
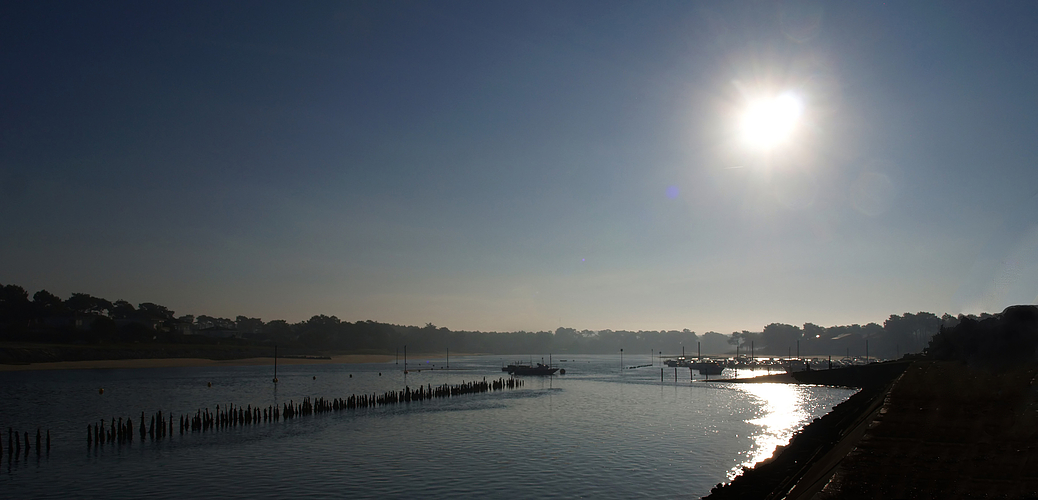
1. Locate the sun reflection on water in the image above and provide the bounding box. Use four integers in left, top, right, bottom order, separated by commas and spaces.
728, 383, 810, 480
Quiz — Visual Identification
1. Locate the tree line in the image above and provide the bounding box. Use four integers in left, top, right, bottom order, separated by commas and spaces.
0, 282, 994, 358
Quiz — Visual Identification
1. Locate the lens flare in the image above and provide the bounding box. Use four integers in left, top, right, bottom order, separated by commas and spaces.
740, 93, 802, 150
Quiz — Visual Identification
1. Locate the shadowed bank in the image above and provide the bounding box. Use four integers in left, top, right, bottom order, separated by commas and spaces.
704, 305, 1038, 499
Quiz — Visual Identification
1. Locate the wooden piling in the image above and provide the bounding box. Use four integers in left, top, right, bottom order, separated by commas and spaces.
83, 376, 526, 451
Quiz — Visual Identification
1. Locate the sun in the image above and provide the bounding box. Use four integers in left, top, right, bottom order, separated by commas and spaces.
740, 93, 802, 150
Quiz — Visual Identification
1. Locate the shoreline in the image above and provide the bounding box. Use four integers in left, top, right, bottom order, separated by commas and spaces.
704, 360, 1038, 498
702, 361, 911, 499
0, 341, 487, 371
707, 362, 910, 388
0, 353, 493, 372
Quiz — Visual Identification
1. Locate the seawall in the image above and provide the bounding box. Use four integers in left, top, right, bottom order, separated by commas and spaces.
701, 361, 911, 499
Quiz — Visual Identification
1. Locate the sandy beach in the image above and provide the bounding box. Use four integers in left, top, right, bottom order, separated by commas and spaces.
0, 354, 398, 371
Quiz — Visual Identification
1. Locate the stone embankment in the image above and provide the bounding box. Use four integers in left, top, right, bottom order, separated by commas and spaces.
705, 360, 1038, 499
811, 361, 1038, 499
702, 361, 910, 500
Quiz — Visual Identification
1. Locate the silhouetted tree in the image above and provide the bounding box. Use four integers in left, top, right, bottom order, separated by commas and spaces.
235, 316, 264, 337
761, 323, 803, 355
137, 303, 173, 321
4, 281, 1019, 360
32, 290, 66, 318
0, 284, 32, 327
730, 330, 764, 353
928, 305, 1038, 368
65, 293, 112, 317
883, 312, 941, 357
196, 315, 234, 329
261, 319, 294, 343
297, 315, 340, 348
700, 332, 730, 355
109, 300, 136, 320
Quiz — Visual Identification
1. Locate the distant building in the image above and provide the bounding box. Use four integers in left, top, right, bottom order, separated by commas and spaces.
196, 325, 240, 339
73, 315, 102, 330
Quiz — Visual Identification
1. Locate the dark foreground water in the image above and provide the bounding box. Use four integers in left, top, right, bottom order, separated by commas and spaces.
0, 355, 854, 499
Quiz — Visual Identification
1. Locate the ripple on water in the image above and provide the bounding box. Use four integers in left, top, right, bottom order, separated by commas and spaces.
0, 356, 854, 499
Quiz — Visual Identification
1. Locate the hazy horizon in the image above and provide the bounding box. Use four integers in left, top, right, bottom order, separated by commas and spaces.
3, 2, 1037, 334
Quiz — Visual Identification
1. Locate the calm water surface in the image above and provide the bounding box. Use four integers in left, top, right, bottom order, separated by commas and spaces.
0, 355, 854, 499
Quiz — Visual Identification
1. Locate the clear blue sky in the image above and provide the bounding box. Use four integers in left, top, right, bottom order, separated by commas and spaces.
2, 1, 1037, 333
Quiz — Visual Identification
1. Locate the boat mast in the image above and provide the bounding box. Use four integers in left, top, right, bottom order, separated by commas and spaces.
273, 344, 279, 383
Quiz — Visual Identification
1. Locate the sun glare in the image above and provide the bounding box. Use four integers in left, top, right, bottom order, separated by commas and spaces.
728, 383, 809, 480
740, 93, 802, 150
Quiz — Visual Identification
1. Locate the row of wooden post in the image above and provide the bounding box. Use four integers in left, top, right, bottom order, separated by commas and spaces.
87, 377, 525, 446
4, 428, 50, 461
87, 409, 179, 448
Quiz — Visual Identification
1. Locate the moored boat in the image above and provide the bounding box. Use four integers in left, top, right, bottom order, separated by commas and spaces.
689, 361, 724, 375
664, 356, 691, 368
665, 356, 725, 375
502, 362, 558, 375
783, 359, 809, 373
